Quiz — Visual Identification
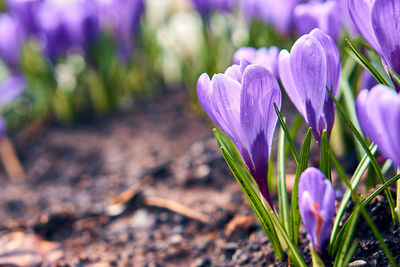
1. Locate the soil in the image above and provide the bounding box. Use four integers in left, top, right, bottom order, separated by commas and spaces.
0, 90, 398, 266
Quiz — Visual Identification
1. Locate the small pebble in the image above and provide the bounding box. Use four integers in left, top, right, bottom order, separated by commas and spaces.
348, 260, 367, 267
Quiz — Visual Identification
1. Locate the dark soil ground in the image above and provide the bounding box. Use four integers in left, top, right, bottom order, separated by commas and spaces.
0, 90, 398, 266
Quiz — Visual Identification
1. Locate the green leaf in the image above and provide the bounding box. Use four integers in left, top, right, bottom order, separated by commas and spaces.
285, 114, 303, 161
291, 128, 312, 245
214, 128, 307, 267
333, 172, 400, 255
334, 158, 397, 266
345, 39, 389, 86
387, 66, 400, 88
338, 57, 364, 158
334, 206, 360, 267
213, 128, 283, 259
277, 119, 290, 235
327, 87, 396, 220
319, 130, 331, 181
274, 103, 299, 165
330, 144, 377, 254
311, 245, 325, 267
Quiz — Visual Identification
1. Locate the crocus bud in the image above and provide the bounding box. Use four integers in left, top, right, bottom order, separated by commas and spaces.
294, 0, 342, 41
299, 167, 335, 256
197, 64, 282, 206
348, 0, 400, 92
233, 46, 279, 78
356, 85, 400, 168
279, 28, 341, 142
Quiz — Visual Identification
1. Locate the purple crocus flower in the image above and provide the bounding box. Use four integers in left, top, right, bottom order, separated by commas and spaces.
37, 0, 100, 61
191, 0, 236, 17
197, 64, 282, 206
97, 0, 144, 61
294, 0, 343, 41
279, 28, 341, 142
240, 0, 300, 35
356, 85, 400, 168
233, 46, 279, 77
7, 0, 42, 35
348, 0, 400, 92
0, 14, 25, 69
299, 167, 335, 256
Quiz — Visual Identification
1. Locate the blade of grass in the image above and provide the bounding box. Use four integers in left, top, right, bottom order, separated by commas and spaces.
327, 87, 396, 220
387, 66, 400, 88
214, 129, 283, 259
277, 119, 290, 235
285, 114, 303, 161
338, 57, 364, 158
215, 128, 308, 267
319, 130, 331, 181
291, 128, 312, 245
330, 144, 377, 253
333, 172, 400, 256
345, 39, 389, 86
274, 103, 299, 165
333, 208, 360, 267
334, 159, 397, 266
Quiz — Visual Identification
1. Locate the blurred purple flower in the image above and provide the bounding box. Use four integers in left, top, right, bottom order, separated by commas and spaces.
0, 75, 25, 105
294, 0, 342, 40
192, 0, 236, 17
0, 117, 6, 138
233, 46, 279, 77
240, 0, 300, 35
0, 75, 25, 138
279, 28, 341, 142
356, 85, 400, 168
0, 14, 25, 68
37, 0, 100, 61
97, 0, 144, 61
197, 64, 281, 205
348, 0, 400, 92
7, 0, 42, 35
299, 167, 335, 256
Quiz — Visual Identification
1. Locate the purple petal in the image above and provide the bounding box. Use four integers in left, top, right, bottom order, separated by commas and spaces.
356, 85, 399, 165
290, 34, 327, 137
310, 28, 341, 96
233, 47, 257, 65
0, 15, 24, 68
211, 73, 242, 144
224, 64, 242, 83
294, 1, 342, 40
348, 0, 381, 54
240, 64, 281, 204
279, 49, 306, 118
371, 0, 400, 76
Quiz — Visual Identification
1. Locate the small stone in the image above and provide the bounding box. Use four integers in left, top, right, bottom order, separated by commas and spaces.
131, 209, 155, 229
192, 257, 211, 267
222, 242, 239, 255
348, 260, 367, 267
